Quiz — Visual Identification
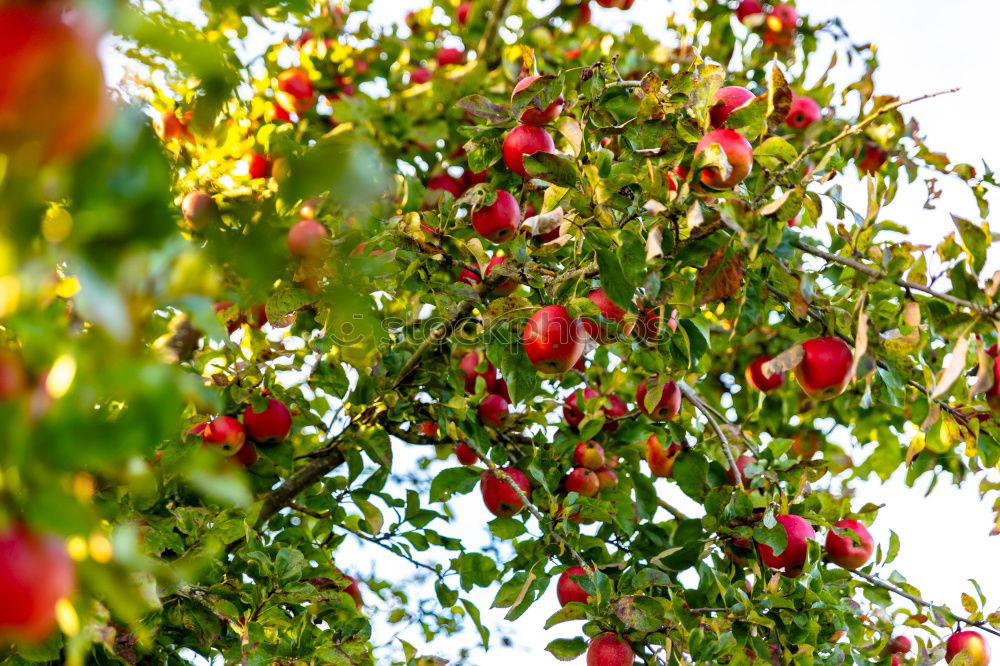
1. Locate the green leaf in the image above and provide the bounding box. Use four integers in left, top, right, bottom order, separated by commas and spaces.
595, 248, 636, 312
755, 137, 798, 170
489, 517, 526, 539
429, 467, 482, 503
353, 496, 384, 533
456, 95, 514, 123
524, 152, 580, 187
613, 595, 665, 632
673, 449, 709, 501
544, 602, 588, 629
461, 598, 491, 648
546, 637, 588, 661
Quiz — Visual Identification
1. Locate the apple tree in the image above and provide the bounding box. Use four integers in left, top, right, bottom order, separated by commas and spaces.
2, 0, 1000, 664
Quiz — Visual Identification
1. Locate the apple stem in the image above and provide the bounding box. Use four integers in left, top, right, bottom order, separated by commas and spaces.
679, 383, 744, 489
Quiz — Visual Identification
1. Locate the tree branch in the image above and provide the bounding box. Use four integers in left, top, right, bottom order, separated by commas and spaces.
477, 0, 513, 66
679, 383, 744, 489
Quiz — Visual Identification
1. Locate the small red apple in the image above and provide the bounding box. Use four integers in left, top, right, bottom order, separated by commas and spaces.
825, 519, 873, 570
456, 1, 472, 25
458, 351, 498, 394
573, 440, 605, 470
0, 350, 27, 400
581, 288, 633, 343
757, 514, 815, 574
522, 306, 586, 374
502, 125, 556, 178
556, 565, 591, 606
794, 337, 853, 400
243, 398, 293, 444
484, 255, 519, 295
734, 0, 763, 23
411, 67, 432, 84
0, 524, 76, 643
477, 393, 510, 428
180, 191, 218, 230
512, 75, 564, 126
646, 434, 681, 478
153, 109, 194, 143
946, 631, 990, 666
768, 4, 798, 32
201, 415, 246, 455
247, 152, 272, 180
785, 96, 821, 129
427, 172, 465, 200
418, 421, 438, 438
587, 633, 634, 666
725, 454, 756, 486
695, 129, 754, 189
458, 267, 482, 286
596, 467, 618, 490
710, 86, 754, 128
886, 636, 912, 655
745, 356, 784, 392
455, 442, 479, 465
857, 142, 887, 174
636, 378, 681, 421
472, 190, 520, 243
573, 2, 591, 26
480, 468, 531, 517
287, 219, 330, 257
435, 47, 464, 66
564, 467, 600, 497
276, 67, 315, 114
230, 441, 260, 468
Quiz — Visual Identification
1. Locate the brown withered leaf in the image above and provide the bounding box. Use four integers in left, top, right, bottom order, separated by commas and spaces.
646, 225, 664, 262
929, 333, 969, 399
762, 344, 804, 378
695, 247, 744, 305
850, 311, 869, 384
969, 339, 994, 398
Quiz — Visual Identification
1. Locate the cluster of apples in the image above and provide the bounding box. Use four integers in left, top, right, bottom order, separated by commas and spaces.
457, 351, 514, 430
734, 0, 799, 50
561, 441, 620, 517
745, 336, 854, 401
192, 395, 293, 468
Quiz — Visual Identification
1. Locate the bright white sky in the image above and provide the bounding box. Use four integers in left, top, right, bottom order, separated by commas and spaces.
119, 0, 1000, 662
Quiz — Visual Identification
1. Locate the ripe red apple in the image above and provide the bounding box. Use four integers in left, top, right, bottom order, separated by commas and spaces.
725, 454, 756, 486
556, 565, 591, 606
243, 398, 292, 444
646, 434, 681, 478
153, 109, 194, 143
825, 519, 874, 570
564, 467, 600, 497
247, 152, 272, 180
484, 255, 519, 295
458, 351, 498, 394
573, 2, 592, 26
411, 67, 432, 84
0, 350, 27, 400
794, 337, 853, 400
427, 172, 465, 200
0, 3, 106, 163
710, 86, 754, 128
180, 191, 218, 230
757, 514, 815, 574
596, 467, 618, 490
512, 75, 564, 126
522, 306, 586, 374
573, 441, 606, 470
857, 142, 887, 174
563, 388, 627, 431
201, 415, 246, 455
695, 129, 753, 189
477, 393, 510, 428
417, 421, 438, 438
0, 524, 76, 643
455, 442, 479, 465
768, 4, 798, 32
887, 636, 912, 655
472, 190, 520, 243
581, 288, 633, 343
946, 631, 991, 666
230, 441, 260, 468
785, 96, 821, 129
480, 468, 531, 517
734, 0, 764, 23
276, 67, 315, 114
458, 267, 482, 286
502, 125, 556, 178
456, 1, 472, 25
636, 378, 681, 421
745, 356, 784, 392
763, 27, 794, 49
587, 633, 634, 666
435, 47, 464, 66
287, 219, 330, 257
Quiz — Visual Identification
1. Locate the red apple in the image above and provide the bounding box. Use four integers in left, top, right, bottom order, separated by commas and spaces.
243, 398, 292, 444
646, 434, 681, 478
455, 442, 479, 465
0, 524, 76, 643
248, 152, 272, 179
427, 172, 465, 200
153, 109, 194, 143
946, 631, 991, 666
745, 356, 784, 392
480, 468, 531, 517
887, 636, 912, 655
458, 267, 482, 286
502, 125, 556, 178
276, 67, 315, 114
757, 514, 815, 574
180, 191, 218, 230
230, 441, 260, 468
695, 129, 753, 190
636, 378, 681, 421
512, 75, 564, 126
0, 350, 27, 400
556, 566, 591, 606
763, 27, 794, 50
477, 393, 510, 428
287, 219, 330, 257
573, 441, 605, 470
472, 190, 520, 243
484, 255, 519, 295
563, 388, 627, 431
411, 67, 432, 84
768, 4, 798, 32
418, 421, 438, 438
587, 633, 634, 666
435, 47, 464, 67
522, 306, 586, 374
735, 0, 764, 23
785, 96, 821, 129
596, 467, 618, 490
458, 351, 498, 394
573, 3, 592, 26
201, 415, 246, 455
565, 467, 600, 497
710, 86, 754, 128
456, 1, 472, 25
725, 454, 756, 486
825, 519, 873, 570
857, 142, 887, 174
794, 337, 853, 400
581, 288, 633, 343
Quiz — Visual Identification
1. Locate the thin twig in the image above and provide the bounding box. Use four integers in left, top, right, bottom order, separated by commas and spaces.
335, 523, 446, 580
657, 498, 688, 521
679, 383, 744, 489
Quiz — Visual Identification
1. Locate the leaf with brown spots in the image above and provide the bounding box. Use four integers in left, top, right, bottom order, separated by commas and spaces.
696, 247, 744, 305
